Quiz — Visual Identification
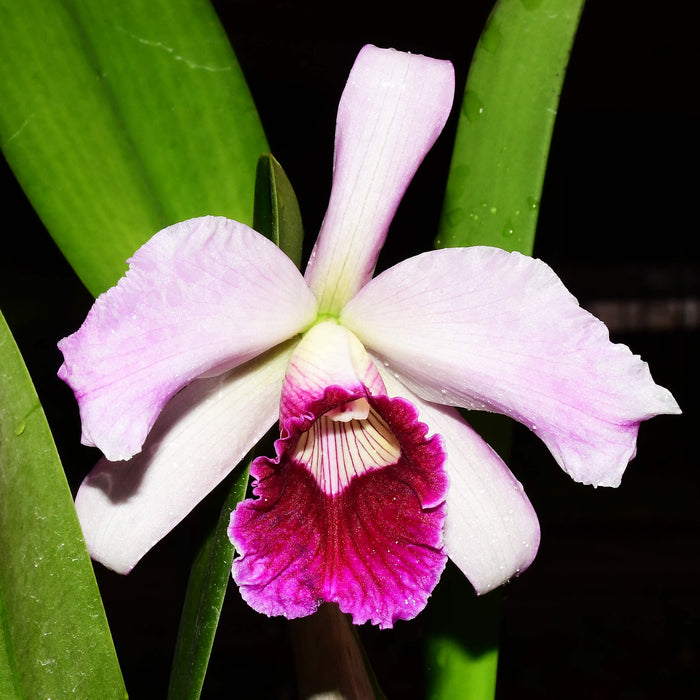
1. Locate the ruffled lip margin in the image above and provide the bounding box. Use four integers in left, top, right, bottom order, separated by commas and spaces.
229, 386, 449, 628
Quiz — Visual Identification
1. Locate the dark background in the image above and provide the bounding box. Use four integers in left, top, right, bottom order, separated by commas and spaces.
1, 0, 698, 697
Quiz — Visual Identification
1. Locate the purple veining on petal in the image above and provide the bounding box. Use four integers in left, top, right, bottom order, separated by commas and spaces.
229, 387, 448, 629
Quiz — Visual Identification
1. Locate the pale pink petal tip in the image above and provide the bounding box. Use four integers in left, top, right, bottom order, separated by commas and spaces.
74, 344, 292, 574
342, 247, 681, 489
305, 45, 455, 313
58, 216, 316, 462
230, 386, 448, 629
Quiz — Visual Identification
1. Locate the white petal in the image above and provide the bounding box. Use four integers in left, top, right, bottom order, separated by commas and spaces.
75, 342, 294, 574
378, 368, 540, 594
304, 45, 454, 313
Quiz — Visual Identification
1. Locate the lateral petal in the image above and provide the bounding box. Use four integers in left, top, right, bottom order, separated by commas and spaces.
378, 368, 540, 594
343, 247, 681, 487
304, 45, 454, 314
75, 341, 294, 574
59, 216, 317, 461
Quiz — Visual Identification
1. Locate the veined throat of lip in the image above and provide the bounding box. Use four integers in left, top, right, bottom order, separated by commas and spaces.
292, 397, 401, 496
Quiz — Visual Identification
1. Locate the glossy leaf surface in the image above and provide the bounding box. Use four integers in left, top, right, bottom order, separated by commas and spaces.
0, 311, 126, 699
167, 463, 251, 700
254, 154, 305, 269
437, 0, 585, 256
0, 0, 267, 296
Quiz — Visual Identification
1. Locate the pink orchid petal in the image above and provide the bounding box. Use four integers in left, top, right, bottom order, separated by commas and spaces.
75, 342, 294, 574
304, 45, 454, 314
59, 216, 317, 461
378, 368, 540, 594
230, 385, 447, 629
343, 248, 681, 487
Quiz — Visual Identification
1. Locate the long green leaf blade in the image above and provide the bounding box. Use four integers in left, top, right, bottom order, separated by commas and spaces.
0, 592, 22, 699
0, 310, 126, 699
437, 0, 585, 256
429, 1, 585, 698
0, 0, 267, 296
253, 154, 305, 268
427, 567, 502, 700
167, 462, 250, 700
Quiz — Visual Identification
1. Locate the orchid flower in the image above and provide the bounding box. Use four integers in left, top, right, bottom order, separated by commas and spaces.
58, 45, 680, 629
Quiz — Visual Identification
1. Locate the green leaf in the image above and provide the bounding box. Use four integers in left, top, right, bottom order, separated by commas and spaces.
254, 154, 305, 269
0, 0, 268, 296
167, 460, 251, 700
0, 310, 126, 699
429, 1, 584, 698
426, 566, 502, 700
436, 0, 585, 256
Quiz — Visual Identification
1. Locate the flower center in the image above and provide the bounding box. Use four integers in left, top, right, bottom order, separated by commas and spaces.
292, 398, 401, 495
